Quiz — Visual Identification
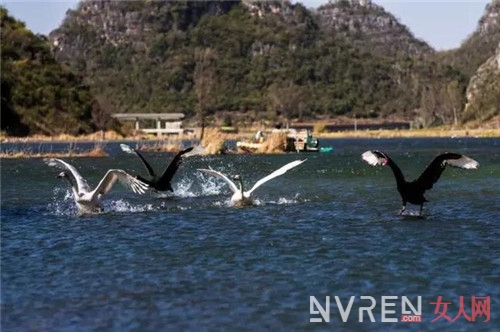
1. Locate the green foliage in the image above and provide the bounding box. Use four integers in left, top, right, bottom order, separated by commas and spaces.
1, 7, 94, 135
50, 0, 476, 127
4, 0, 497, 136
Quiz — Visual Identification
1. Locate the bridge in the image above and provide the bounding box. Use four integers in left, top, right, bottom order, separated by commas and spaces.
111, 113, 186, 136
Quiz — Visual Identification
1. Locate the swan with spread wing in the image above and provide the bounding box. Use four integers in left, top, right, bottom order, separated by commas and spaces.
361, 151, 479, 215
198, 159, 306, 206
120, 144, 193, 192
45, 158, 148, 214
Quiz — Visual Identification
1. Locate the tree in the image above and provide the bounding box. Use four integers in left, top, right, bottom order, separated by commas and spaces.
439, 80, 464, 127
193, 47, 218, 141
267, 81, 308, 128
1, 7, 93, 136
91, 96, 115, 140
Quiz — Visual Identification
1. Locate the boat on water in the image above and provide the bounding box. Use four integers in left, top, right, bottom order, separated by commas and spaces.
236, 129, 322, 153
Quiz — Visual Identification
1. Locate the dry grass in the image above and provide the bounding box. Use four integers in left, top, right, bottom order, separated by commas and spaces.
0, 130, 124, 143
313, 121, 328, 134
0, 142, 109, 159
201, 128, 227, 155
256, 132, 287, 154
85, 143, 108, 157
136, 140, 183, 152
1, 123, 498, 147
316, 127, 500, 138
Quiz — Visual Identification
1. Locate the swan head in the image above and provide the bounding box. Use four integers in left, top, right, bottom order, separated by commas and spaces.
233, 175, 242, 181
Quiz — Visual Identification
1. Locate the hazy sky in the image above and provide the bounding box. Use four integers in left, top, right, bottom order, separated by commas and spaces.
1, 0, 490, 51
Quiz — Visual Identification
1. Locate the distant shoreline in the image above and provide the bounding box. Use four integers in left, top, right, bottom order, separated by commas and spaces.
1, 127, 499, 144
314, 128, 500, 139
2, 127, 498, 159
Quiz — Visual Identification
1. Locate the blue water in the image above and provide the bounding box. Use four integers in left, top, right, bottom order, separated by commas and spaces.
1, 138, 499, 331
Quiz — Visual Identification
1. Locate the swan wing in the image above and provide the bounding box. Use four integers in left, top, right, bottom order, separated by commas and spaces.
120, 144, 156, 177
246, 159, 306, 196
361, 150, 389, 166
416, 153, 479, 191
44, 158, 91, 193
182, 145, 204, 158
92, 169, 149, 197
197, 168, 239, 194
159, 146, 194, 184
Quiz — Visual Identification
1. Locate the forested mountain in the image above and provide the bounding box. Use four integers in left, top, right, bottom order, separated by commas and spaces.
440, 0, 500, 78
462, 41, 500, 125
0, 8, 94, 136
446, 0, 500, 125
1, 0, 499, 136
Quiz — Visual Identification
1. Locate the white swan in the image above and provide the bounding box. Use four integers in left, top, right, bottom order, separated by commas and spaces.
198, 159, 306, 206
45, 158, 149, 214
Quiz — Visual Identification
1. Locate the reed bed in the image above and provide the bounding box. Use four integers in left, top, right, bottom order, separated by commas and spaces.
135, 140, 184, 152
256, 132, 287, 154
0, 130, 125, 143
0, 142, 109, 159
315, 127, 500, 139
201, 128, 227, 155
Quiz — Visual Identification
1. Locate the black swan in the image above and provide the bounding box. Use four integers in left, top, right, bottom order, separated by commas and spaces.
362, 151, 479, 215
120, 144, 193, 192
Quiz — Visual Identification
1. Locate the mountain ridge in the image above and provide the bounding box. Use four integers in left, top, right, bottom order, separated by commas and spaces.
1, 1, 499, 136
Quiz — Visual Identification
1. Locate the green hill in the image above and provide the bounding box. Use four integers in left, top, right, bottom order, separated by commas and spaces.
1, 7, 94, 136
2, 1, 499, 136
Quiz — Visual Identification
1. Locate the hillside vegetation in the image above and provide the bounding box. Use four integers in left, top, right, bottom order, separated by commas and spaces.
1, 0, 499, 136
0, 8, 94, 136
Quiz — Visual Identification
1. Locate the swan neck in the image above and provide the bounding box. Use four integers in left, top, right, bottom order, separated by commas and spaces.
238, 178, 244, 193
387, 159, 406, 185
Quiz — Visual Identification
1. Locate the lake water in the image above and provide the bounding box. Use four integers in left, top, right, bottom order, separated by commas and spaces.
1, 138, 499, 331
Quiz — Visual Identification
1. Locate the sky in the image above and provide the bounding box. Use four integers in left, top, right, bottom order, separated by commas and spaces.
0, 0, 490, 51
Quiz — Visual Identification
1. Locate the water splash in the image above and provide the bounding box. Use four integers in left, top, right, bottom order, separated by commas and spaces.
274, 197, 299, 205
104, 199, 159, 213
401, 208, 425, 217
171, 177, 197, 198
47, 187, 77, 216
173, 173, 227, 198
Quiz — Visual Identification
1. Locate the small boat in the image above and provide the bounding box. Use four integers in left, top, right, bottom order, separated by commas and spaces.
320, 146, 333, 153
236, 129, 321, 153
287, 129, 320, 152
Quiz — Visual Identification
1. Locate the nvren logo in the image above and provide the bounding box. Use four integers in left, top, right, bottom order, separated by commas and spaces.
310, 296, 422, 323
310, 295, 491, 323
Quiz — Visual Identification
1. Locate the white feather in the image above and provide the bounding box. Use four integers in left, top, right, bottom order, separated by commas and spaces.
245, 159, 306, 196
183, 145, 205, 158
197, 168, 239, 194
447, 155, 479, 169
361, 151, 384, 166
120, 144, 135, 154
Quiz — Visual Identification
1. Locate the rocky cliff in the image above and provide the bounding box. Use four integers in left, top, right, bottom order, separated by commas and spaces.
462, 42, 500, 125
315, 0, 433, 57
452, 0, 500, 125
443, 0, 500, 78
51, 0, 238, 65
